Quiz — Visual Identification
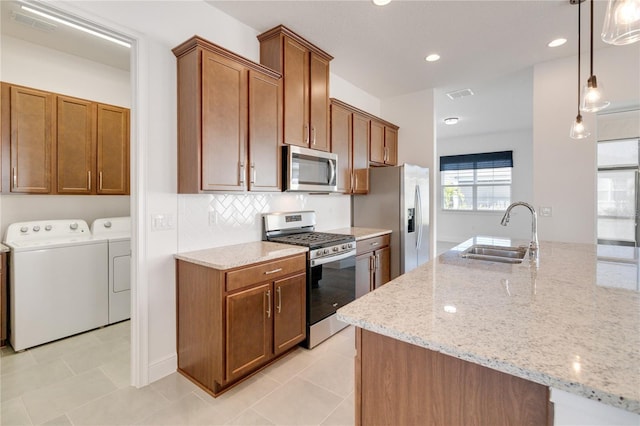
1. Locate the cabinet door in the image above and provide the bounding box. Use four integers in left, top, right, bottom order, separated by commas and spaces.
226, 283, 272, 382
385, 127, 398, 166
9, 86, 52, 193
97, 104, 129, 194
309, 52, 330, 152
57, 96, 95, 194
248, 70, 282, 192
352, 113, 370, 194
330, 103, 352, 193
369, 120, 385, 165
355, 253, 373, 298
201, 50, 247, 191
373, 247, 391, 289
283, 37, 309, 148
274, 273, 306, 354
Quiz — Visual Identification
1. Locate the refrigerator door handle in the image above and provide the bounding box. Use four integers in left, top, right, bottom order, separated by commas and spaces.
415, 185, 423, 250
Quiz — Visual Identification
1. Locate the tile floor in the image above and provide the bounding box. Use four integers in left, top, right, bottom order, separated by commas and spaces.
1, 321, 356, 425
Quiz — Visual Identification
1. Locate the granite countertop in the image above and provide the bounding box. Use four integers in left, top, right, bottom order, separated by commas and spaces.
175, 241, 308, 270
337, 236, 640, 414
0, 243, 9, 253
328, 227, 392, 241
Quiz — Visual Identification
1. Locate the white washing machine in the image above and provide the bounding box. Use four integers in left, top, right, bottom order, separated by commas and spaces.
4, 220, 108, 351
91, 217, 131, 324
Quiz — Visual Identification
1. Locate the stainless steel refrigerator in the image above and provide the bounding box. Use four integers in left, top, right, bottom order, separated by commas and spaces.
352, 164, 429, 280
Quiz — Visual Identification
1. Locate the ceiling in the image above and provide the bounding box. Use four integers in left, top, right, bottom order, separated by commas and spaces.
0, 0, 613, 139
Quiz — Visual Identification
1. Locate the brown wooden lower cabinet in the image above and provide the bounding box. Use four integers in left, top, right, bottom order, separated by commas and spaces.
355, 234, 390, 298
355, 328, 552, 426
176, 253, 306, 396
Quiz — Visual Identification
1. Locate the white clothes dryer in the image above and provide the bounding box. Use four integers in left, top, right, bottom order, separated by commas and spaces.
91, 217, 131, 324
4, 220, 108, 351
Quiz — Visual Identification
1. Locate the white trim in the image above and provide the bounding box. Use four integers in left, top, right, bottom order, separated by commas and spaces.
50, 0, 150, 387
149, 353, 178, 383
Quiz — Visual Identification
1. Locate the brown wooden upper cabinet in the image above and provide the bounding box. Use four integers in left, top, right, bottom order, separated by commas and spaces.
370, 119, 398, 166
1, 82, 130, 195
258, 25, 332, 152
330, 98, 369, 194
173, 36, 282, 193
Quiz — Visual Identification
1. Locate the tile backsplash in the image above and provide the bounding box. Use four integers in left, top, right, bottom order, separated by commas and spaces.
178, 193, 351, 252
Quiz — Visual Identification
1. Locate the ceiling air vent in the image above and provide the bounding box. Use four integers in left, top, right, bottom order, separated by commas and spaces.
12, 11, 57, 32
446, 88, 474, 100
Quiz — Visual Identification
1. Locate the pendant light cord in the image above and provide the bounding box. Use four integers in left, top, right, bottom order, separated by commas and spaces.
578, 0, 582, 116
589, 0, 594, 78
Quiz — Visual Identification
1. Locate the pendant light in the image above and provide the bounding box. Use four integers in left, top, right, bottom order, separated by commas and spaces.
581, 0, 610, 112
571, 0, 591, 139
602, 0, 640, 45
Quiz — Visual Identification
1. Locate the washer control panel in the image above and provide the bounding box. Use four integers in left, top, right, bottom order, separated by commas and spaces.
5, 219, 90, 243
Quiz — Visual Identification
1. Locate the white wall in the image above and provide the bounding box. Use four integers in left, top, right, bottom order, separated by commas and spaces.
436, 129, 534, 243
381, 89, 436, 258
533, 43, 640, 244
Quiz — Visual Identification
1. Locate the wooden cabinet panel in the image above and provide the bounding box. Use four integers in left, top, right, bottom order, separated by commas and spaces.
226, 255, 306, 292
384, 126, 398, 166
309, 53, 330, 152
274, 272, 306, 354
355, 254, 372, 299
369, 120, 385, 165
248, 70, 282, 192
352, 113, 369, 194
201, 51, 247, 192
373, 246, 390, 290
356, 234, 390, 256
9, 86, 52, 193
226, 283, 272, 382
57, 96, 95, 194
355, 234, 391, 297
283, 38, 309, 148
96, 104, 129, 195
330, 102, 352, 193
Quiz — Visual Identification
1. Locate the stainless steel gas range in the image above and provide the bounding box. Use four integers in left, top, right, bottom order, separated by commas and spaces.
263, 211, 356, 348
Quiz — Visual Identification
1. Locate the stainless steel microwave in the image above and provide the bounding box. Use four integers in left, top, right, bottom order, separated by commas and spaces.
283, 145, 338, 192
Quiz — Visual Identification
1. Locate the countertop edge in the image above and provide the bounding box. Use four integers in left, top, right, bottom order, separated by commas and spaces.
175, 242, 308, 270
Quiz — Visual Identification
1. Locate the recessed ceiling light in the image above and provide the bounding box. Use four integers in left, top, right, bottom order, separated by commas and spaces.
444, 117, 459, 125
372, 0, 392, 6
425, 54, 440, 62
548, 38, 567, 47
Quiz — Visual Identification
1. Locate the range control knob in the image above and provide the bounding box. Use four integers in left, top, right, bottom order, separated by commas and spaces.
341, 244, 347, 249
348, 243, 354, 249
323, 248, 329, 255
316, 250, 323, 257
69, 222, 79, 230
20, 226, 28, 233
45, 225, 52, 231
332, 246, 339, 252
33, 225, 41, 232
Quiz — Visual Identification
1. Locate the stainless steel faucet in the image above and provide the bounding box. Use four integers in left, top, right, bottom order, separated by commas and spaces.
500, 201, 539, 252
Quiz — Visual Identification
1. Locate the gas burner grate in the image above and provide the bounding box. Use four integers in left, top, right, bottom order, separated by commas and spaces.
268, 232, 354, 248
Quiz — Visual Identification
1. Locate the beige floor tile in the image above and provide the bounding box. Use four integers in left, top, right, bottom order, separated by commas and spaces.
67, 386, 167, 426
252, 377, 343, 425
150, 372, 201, 402
321, 394, 355, 426
225, 408, 274, 426
41, 414, 73, 425
195, 374, 279, 423
259, 349, 317, 384
28, 332, 102, 364
137, 392, 227, 425
61, 336, 129, 374
92, 321, 131, 343
99, 351, 131, 389
1, 358, 73, 402
1, 397, 33, 426
21, 368, 118, 425
298, 352, 354, 398
0, 348, 37, 376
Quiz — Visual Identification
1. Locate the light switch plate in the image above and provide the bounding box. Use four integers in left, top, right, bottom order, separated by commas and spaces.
151, 213, 175, 230
540, 206, 552, 217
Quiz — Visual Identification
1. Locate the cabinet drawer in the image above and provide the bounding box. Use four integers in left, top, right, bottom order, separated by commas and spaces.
356, 234, 390, 256
226, 254, 306, 292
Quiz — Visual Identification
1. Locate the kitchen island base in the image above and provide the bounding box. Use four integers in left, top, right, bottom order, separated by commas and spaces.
355, 328, 552, 425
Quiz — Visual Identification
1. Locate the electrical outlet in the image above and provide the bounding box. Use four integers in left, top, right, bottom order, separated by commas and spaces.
540, 206, 552, 217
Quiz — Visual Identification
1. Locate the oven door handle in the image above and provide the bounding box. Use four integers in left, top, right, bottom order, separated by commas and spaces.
310, 249, 356, 267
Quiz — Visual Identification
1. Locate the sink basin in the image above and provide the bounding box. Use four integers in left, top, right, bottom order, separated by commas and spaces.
460, 244, 527, 264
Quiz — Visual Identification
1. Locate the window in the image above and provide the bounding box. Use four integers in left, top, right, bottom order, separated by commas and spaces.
440, 151, 513, 211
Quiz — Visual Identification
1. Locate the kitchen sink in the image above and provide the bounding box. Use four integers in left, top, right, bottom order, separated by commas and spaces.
460, 244, 527, 264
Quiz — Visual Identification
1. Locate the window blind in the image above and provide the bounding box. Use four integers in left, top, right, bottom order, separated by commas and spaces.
440, 151, 513, 171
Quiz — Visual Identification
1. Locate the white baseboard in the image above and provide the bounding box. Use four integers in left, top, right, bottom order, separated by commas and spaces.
148, 353, 177, 384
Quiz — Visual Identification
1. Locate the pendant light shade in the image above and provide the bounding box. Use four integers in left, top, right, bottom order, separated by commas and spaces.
581, 0, 609, 113
571, 0, 591, 140
602, 0, 640, 45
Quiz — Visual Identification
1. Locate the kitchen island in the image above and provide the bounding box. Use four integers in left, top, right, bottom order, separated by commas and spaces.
337, 236, 640, 425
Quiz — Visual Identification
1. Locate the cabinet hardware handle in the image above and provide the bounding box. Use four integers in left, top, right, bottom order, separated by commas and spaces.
264, 268, 283, 275
312, 126, 316, 145
369, 256, 374, 271
371, 242, 379, 247
239, 163, 245, 185
304, 124, 309, 144
12, 167, 17, 188
376, 254, 380, 270
384, 147, 388, 162
250, 163, 256, 184
99, 171, 103, 191
276, 287, 282, 313
266, 290, 271, 318
88, 171, 91, 191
